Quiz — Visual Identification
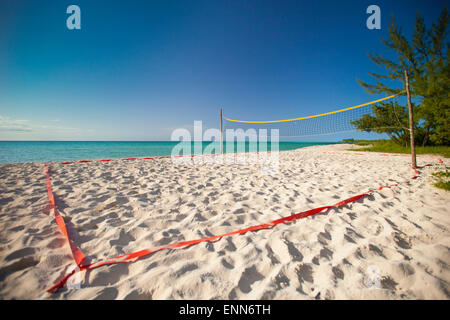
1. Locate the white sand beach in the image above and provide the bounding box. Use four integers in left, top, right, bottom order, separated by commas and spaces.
0, 143, 449, 300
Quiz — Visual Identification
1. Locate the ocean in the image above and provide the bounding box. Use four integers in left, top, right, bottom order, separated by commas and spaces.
0, 141, 337, 164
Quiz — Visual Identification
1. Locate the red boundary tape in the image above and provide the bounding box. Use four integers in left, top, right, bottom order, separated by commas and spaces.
45, 166, 87, 268
44, 152, 441, 293
57, 153, 223, 165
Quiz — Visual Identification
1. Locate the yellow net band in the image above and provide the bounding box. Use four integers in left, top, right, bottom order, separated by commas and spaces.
224, 93, 401, 123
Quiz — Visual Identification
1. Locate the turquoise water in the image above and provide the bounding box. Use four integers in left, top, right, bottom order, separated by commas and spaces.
0, 141, 337, 164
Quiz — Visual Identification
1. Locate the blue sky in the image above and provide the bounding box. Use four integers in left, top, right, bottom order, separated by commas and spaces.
0, 0, 446, 141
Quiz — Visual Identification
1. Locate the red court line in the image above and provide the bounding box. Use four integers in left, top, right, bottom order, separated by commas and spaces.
45, 165, 87, 269
43, 158, 440, 293
58, 153, 222, 165
58, 151, 272, 166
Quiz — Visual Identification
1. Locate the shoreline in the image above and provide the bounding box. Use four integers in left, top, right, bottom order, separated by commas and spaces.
0, 141, 337, 165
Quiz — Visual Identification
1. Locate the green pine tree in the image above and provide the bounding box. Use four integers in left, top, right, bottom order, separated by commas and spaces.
354, 6, 449, 146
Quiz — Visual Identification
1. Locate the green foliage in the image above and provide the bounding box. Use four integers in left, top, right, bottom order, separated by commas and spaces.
350, 101, 410, 146
434, 180, 450, 191
341, 139, 381, 146
432, 167, 450, 191
432, 170, 450, 178
343, 139, 450, 158
357, 6, 449, 146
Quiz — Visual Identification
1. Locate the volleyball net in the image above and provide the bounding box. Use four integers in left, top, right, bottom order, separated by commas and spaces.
223, 93, 407, 139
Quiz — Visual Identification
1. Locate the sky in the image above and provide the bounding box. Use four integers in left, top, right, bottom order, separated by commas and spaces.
0, 0, 447, 141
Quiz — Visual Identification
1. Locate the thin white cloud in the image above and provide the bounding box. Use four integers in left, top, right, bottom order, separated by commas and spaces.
39, 124, 79, 131
0, 115, 94, 138
0, 115, 32, 132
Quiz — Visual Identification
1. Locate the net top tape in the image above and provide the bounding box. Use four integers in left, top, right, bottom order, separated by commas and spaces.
224, 93, 401, 124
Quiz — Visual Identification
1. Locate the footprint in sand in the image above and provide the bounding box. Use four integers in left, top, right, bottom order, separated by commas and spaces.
237, 265, 264, 294
0, 256, 40, 282
94, 287, 119, 300
317, 230, 332, 245
173, 263, 198, 279
319, 247, 333, 261
90, 261, 130, 287
110, 230, 135, 247
332, 266, 345, 280
393, 232, 412, 249
264, 244, 280, 265
4, 247, 36, 262
368, 244, 387, 258
295, 263, 314, 284
221, 257, 235, 269
224, 238, 237, 252
283, 239, 303, 262
273, 270, 290, 290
